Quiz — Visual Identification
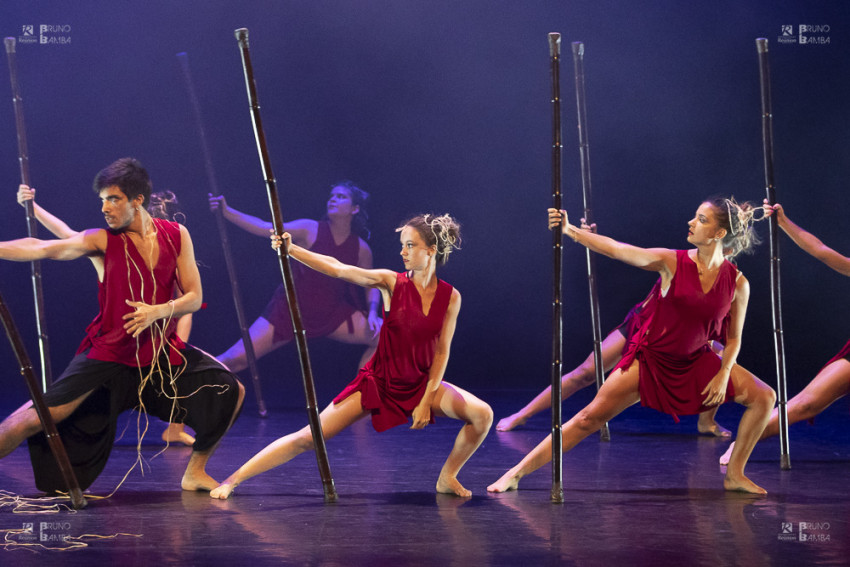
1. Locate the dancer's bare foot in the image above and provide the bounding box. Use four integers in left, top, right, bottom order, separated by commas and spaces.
487, 470, 520, 493
210, 480, 238, 500
495, 413, 528, 432
436, 474, 472, 498
162, 424, 195, 446
181, 469, 218, 492
698, 418, 731, 438
719, 441, 735, 466
723, 472, 767, 495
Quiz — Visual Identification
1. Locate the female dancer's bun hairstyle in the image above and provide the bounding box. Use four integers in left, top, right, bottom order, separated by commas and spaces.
397, 213, 462, 266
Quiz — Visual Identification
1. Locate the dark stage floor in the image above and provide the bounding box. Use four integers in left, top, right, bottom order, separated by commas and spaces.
1, 389, 848, 565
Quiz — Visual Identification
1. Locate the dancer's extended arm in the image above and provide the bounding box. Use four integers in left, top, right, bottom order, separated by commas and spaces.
548, 208, 676, 284
0, 228, 102, 262
767, 201, 850, 277
356, 238, 383, 333
279, 233, 396, 300
17, 185, 78, 239
209, 193, 314, 242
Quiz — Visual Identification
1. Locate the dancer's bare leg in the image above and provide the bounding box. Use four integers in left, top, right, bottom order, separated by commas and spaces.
764, 358, 849, 439
430, 382, 494, 497
162, 423, 195, 446
697, 405, 731, 437
216, 317, 285, 373
0, 392, 93, 458
209, 392, 369, 499
182, 379, 245, 491
488, 364, 641, 493
496, 331, 626, 432
326, 311, 381, 369
720, 359, 849, 465
722, 365, 775, 494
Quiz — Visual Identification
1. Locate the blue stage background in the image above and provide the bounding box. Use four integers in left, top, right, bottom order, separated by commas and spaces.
0, 1, 847, 413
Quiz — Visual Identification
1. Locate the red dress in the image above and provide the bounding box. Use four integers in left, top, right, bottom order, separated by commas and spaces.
823, 339, 850, 370
77, 218, 185, 366
615, 250, 736, 420
262, 221, 365, 342
617, 279, 729, 356
615, 280, 661, 355
333, 272, 453, 432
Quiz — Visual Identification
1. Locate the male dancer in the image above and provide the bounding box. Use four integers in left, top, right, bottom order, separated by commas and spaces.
0, 158, 243, 493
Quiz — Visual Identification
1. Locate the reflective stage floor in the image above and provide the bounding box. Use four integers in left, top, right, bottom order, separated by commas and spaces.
0, 389, 847, 565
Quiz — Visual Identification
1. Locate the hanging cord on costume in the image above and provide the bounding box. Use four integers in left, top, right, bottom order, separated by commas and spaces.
118, 221, 229, 467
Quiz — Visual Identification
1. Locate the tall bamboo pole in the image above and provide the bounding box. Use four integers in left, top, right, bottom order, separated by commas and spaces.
571, 41, 609, 442
548, 32, 564, 504
177, 51, 268, 417
0, 289, 86, 509
234, 28, 337, 501
4, 37, 52, 392
756, 38, 790, 470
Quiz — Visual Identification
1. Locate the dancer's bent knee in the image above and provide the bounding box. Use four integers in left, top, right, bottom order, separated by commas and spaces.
571, 408, 605, 434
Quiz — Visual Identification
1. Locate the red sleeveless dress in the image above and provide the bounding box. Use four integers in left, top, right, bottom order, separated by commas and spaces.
614, 250, 736, 420
615, 280, 661, 355
262, 221, 365, 341
76, 218, 185, 366
333, 272, 453, 432
617, 278, 729, 357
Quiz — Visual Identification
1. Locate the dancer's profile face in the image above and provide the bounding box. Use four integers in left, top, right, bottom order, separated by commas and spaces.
100, 185, 139, 230
399, 226, 433, 271
326, 186, 359, 218
686, 202, 724, 245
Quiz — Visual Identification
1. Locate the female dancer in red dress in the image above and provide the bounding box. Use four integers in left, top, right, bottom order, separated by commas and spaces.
496, 279, 730, 436
719, 200, 850, 465
488, 199, 776, 495
209, 182, 381, 372
210, 214, 493, 499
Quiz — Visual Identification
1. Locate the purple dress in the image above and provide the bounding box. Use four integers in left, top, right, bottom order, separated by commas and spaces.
262, 221, 365, 341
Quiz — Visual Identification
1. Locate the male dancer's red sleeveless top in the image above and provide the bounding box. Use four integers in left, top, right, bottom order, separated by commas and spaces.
76, 218, 185, 366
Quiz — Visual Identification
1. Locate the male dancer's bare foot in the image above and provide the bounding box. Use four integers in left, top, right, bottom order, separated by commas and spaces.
719, 441, 735, 466
487, 470, 521, 493
162, 424, 195, 447
436, 474, 472, 498
698, 418, 731, 438
495, 413, 528, 432
181, 469, 218, 492
210, 480, 238, 500
723, 472, 767, 495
